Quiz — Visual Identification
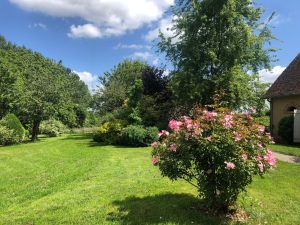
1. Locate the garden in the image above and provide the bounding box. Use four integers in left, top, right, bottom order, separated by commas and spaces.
1, 0, 300, 224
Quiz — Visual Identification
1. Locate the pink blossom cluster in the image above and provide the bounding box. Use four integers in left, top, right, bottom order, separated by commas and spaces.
182, 116, 199, 130
168, 119, 183, 131
254, 125, 265, 133
255, 149, 276, 171
203, 110, 218, 121
158, 130, 169, 137
152, 157, 159, 165
264, 149, 276, 167
169, 143, 177, 152
225, 161, 235, 170
234, 132, 242, 142
151, 141, 158, 147
223, 114, 234, 128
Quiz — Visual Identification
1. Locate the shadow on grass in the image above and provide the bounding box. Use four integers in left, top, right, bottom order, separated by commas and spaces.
107, 193, 228, 225
88, 142, 140, 149
61, 134, 154, 149
61, 134, 93, 141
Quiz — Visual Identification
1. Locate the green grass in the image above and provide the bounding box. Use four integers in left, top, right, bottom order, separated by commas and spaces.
0, 135, 299, 225
270, 144, 300, 157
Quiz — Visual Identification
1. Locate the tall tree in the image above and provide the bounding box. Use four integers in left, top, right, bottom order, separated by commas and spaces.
159, 0, 276, 110
93, 60, 147, 114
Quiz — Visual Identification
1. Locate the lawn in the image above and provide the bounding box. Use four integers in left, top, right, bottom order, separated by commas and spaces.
0, 135, 299, 225
270, 144, 300, 157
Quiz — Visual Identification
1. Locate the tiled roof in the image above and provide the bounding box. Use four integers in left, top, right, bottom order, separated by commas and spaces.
264, 53, 300, 98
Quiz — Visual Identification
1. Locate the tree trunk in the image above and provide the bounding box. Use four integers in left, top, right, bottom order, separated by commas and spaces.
31, 120, 41, 141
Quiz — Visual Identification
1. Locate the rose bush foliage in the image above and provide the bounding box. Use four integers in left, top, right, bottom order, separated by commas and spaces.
151, 107, 276, 211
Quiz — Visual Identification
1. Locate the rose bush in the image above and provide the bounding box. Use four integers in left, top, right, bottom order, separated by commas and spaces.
151, 106, 276, 211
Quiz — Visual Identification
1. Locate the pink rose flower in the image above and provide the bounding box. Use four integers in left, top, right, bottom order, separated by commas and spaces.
257, 125, 265, 132
168, 120, 183, 131
151, 141, 158, 147
152, 157, 159, 165
186, 123, 194, 130
258, 162, 264, 172
158, 130, 169, 137
223, 114, 234, 128
263, 149, 276, 167
182, 116, 193, 125
225, 161, 235, 170
255, 156, 263, 161
169, 143, 177, 152
266, 149, 273, 155
234, 132, 242, 142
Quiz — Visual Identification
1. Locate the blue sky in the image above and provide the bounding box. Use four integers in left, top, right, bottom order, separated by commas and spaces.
0, 0, 299, 90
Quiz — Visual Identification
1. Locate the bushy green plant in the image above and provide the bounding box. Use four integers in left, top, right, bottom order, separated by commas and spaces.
278, 116, 294, 144
152, 106, 276, 211
120, 125, 158, 147
93, 120, 123, 144
40, 119, 69, 137
0, 114, 25, 142
0, 126, 20, 145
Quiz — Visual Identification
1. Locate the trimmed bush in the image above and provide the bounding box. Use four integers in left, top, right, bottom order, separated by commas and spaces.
0, 126, 19, 145
0, 114, 25, 143
120, 125, 159, 147
278, 116, 294, 144
93, 120, 123, 144
40, 119, 69, 137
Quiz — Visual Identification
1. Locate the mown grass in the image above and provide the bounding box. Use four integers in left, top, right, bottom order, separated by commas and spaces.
270, 144, 300, 157
0, 135, 299, 225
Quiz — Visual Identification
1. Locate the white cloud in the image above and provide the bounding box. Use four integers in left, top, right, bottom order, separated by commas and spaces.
258, 66, 286, 83
10, 0, 174, 38
144, 16, 177, 41
130, 51, 152, 61
28, 23, 47, 30
68, 24, 102, 39
73, 70, 98, 91
114, 43, 151, 50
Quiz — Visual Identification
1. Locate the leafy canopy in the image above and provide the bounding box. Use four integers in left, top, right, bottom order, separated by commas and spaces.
158, 0, 276, 110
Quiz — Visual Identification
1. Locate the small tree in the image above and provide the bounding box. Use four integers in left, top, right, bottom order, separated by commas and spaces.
151, 105, 276, 212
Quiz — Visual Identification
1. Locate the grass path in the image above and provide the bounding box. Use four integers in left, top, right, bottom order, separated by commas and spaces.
0, 135, 299, 225
273, 152, 300, 164
271, 144, 300, 157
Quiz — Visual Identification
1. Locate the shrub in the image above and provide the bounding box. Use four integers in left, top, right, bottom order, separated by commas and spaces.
151, 107, 276, 212
254, 116, 270, 131
0, 126, 20, 145
93, 120, 123, 144
40, 119, 69, 137
278, 116, 294, 144
120, 125, 159, 147
0, 114, 25, 142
